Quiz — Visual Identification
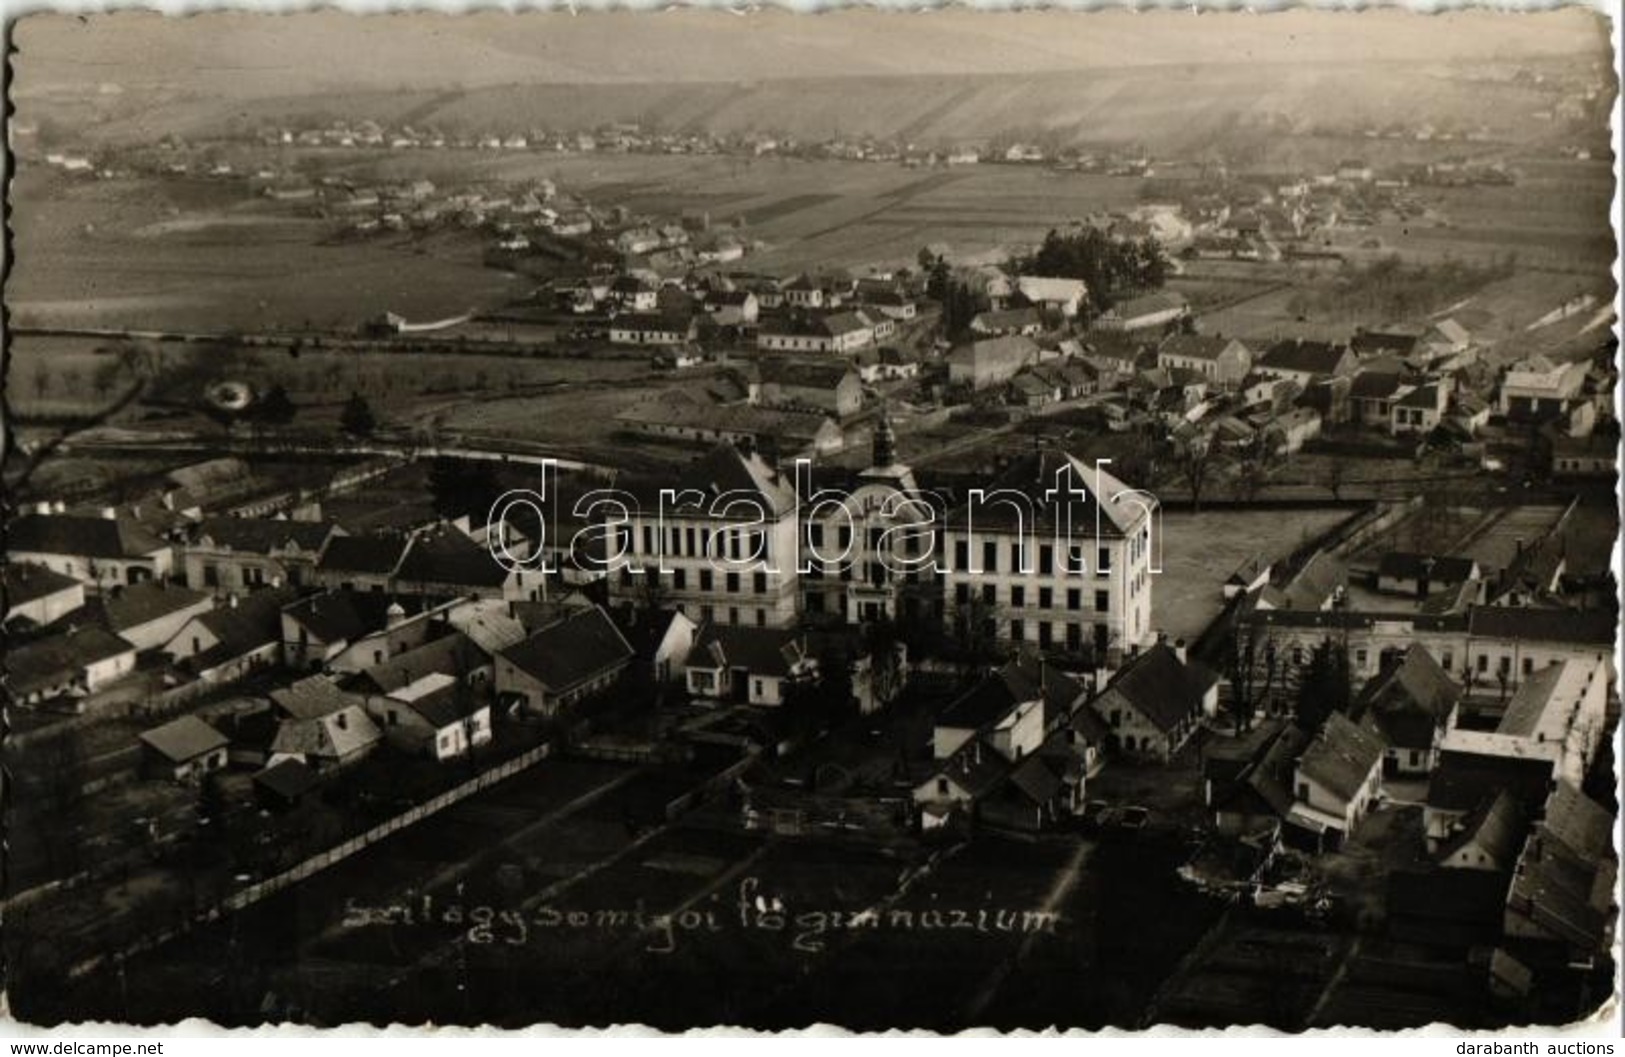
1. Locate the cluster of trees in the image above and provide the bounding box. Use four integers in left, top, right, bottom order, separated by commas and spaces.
340, 392, 377, 437
1006, 227, 1170, 310
1222, 630, 1353, 737
920, 250, 982, 340
1286, 252, 1518, 323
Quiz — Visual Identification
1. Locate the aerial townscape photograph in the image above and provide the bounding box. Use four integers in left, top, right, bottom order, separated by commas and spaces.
0, 5, 1618, 1039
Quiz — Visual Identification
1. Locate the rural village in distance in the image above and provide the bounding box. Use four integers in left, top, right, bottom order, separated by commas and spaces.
2, 8, 1620, 1034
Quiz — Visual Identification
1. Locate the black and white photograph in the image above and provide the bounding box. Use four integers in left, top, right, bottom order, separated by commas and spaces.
2, 5, 1619, 1038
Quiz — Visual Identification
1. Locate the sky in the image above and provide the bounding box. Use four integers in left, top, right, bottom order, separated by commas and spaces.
13, 6, 1613, 95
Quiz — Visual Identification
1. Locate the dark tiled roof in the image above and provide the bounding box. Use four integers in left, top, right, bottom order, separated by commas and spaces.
1004, 753, 1066, 805
195, 517, 335, 554
1296, 712, 1386, 802
1261, 339, 1351, 376
317, 533, 411, 576
946, 449, 1151, 539
1354, 646, 1461, 750
139, 714, 229, 762
1427, 749, 1553, 815
1100, 643, 1217, 734
4, 562, 82, 608
1496, 662, 1571, 738
940, 657, 1084, 732
396, 526, 509, 589
692, 624, 808, 679
1436, 788, 1526, 867
9, 626, 134, 696
1159, 334, 1238, 362
9, 513, 168, 560
281, 589, 395, 644
271, 674, 363, 721
90, 581, 211, 634
353, 631, 483, 695
1542, 781, 1613, 860
188, 586, 300, 663
1509, 821, 1614, 951
1350, 371, 1406, 399
761, 358, 857, 390
1467, 606, 1615, 646
254, 758, 320, 801
1377, 552, 1478, 585
935, 739, 1013, 800
500, 606, 634, 693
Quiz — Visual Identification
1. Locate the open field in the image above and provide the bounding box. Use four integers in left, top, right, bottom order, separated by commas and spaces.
1152, 507, 1353, 642
314, 148, 1150, 274
8, 171, 523, 333
6, 334, 662, 449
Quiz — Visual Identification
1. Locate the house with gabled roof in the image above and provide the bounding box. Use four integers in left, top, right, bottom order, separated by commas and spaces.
609, 311, 698, 347
1351, 645, 1461, 776
280, 588, 399, 671
1375, 553, 1480, 603
684, 623, 816, 706
915, 658, 1102, 831
181, 516, 340, 594
9, 512, 174, 589
1288, 711, 1386, 845
366, 671, 493, 761
1014, 276, 1088, 318
1089, 641, 1218, 761
10, 625, 138, 708
970, 306, 1044, 338
163, 584, 299, 686
326, 597, 465, 676
495, 605, 635, 718
1390, 382, 1450, 436
1437, 789, 1525, 872
931, 660, 1053, 761
78, 580, 214, 653
347, 629, 492, 698
941, 450, 1159, 660
268, 681, 382, 771
1348, 370, 1409, 427
393, 523, 532, 602
1424, 749, 1556, 855
253, 757, 321, 811
4, 562, 86, 629
914, 737, 1011, 829
1439, 656, 1610, 788
1504, 782, 1616, 961
311, 532, 412, 593
1256, 339, 1357, 386
948, 335, 1041, 390
1093, 290, 1189, 333
1157, 334, 1252, 387
139, 715, 230, 784
759, 359, 864, 417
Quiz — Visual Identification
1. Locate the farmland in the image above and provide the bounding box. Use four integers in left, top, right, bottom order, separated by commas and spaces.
298, 147, 1151, 274
20, 737, 1227, 1031
7, 169, 523, 333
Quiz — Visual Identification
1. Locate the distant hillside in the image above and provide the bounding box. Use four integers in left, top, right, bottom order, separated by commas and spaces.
54, 57, 1610, 164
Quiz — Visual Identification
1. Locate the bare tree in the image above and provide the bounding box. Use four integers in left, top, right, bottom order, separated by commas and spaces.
1225, 623, 1279, 733
1174, 431, 1216, 512
1323, 456, 1349, 501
